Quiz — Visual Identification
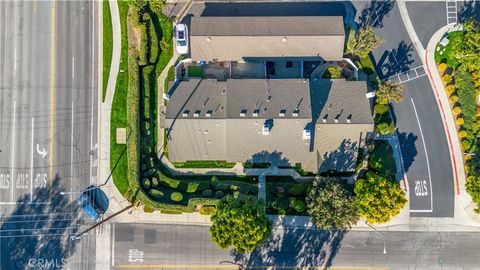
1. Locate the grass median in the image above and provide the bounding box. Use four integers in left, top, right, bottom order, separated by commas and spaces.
102, 0, 113, 102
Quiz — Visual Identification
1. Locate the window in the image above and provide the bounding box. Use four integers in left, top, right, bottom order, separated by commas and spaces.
286, 61, 293, 68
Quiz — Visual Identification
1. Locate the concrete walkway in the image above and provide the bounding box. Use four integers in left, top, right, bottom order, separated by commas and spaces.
96, 1, 124, 269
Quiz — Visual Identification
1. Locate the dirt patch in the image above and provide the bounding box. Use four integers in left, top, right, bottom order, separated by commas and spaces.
127, 6, 141, 53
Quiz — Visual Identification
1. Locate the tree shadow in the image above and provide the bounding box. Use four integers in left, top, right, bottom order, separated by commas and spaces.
358, 0, 395, 29
231, 228, 345, 268
376, 41, 414, 79
397, 131, 418, 173
0, 176, 87, 269
458, 0, 480, 24
244, 150, 291, 168
319, 139, 358, 173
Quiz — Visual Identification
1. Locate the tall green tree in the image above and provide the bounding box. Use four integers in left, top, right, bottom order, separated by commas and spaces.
354, 171, 407, 224
454, 19, 480, 72
376, 80, 404, 103
210, 195, 271, 253
306, 177, 358, 231
346, 26, 384, 59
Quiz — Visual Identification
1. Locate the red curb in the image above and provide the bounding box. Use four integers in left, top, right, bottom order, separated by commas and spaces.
424, 50, 460, 195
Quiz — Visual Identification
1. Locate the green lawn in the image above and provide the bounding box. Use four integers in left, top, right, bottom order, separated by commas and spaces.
187, 65, 204, 77
434, 31, 463, 68
102, 0, 113, 102
164, 65, 175, 93
110, 1, 129, 196
172, 160, 237, 169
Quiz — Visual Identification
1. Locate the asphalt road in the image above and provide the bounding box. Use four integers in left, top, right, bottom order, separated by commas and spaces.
352, 1, 454, 217
113, 223, 480, 270
0, 0, 98, 269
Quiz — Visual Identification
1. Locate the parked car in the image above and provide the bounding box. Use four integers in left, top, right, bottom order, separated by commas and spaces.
175, 24, 189, 55
77, 186, 108, 221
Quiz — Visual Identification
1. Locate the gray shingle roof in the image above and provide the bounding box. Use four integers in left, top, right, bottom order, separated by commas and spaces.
190, 16, 345, 61
165, 78, 373, 172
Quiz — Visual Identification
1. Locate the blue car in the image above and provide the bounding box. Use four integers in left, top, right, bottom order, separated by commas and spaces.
77, 193, 101, 221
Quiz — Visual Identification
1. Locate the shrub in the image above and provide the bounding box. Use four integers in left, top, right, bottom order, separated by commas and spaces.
374, 104, 389, 114
149, 189, 164, 198
375, 121, 395, 135
369, 141, 397, 179
199, 206, 216, 215
323, 66, 342, 79
144, 204, 154, 213
462, 139, 472, 151
151, 177, 159, 187
272, 198, 289, 210
449, 95, 459, 104
215, 190, 225, 198
459, 130, 468, 138
442, 74, 452, 84
293, 200, 306, 213
171, 192, 184, 202
143, 178, 151, 189
445, 85, 456, 95
202, 189, 213, 197
233, 191, 240, 198
287, 184, 309, 196
456, 117, 465, 125
160, 39, 170, 50
210, 176, 219, 187
452, 106, 462, 115
376, 97, 389, 105
438, 63, 448, 74
187, 182, 199, 193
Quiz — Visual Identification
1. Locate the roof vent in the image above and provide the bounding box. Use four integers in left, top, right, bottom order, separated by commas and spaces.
347, 115, 352, 123
253, 109, 259, 117
182, 110, 189, 117
206, 110, 213, 117
303, 128, 311, 140
322, 114, 328, 123
194, 110, 200, 118
206, 37, 212, 42
293, 109, 299, 117
282, 37, 287, 42
240, 109, 247, 117
279, 109, 286, 117
334, 116, 339, 123
267, 96, 272, 102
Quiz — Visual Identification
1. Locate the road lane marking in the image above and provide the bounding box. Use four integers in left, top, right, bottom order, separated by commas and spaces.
30, 117, 34, 202
11, 100, 16, 202
49, 0, 56, 199
71, 101, 74, 197
410, 98, 434, 213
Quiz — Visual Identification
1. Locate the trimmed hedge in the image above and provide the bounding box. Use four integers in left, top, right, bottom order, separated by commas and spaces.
171, 192, 183, 202
199, 206, 217, 215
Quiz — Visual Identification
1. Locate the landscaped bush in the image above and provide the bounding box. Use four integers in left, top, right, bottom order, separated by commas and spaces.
149, 189, 164, 198
186, 182, 199, 193
459, 130, 468, 138
445, 85, 456, 95
374, 104, 389, 114
151, 177, 159, 187
143, 178, 151, 188
438, 63, 448, 74
323, 66, 342, 79
455, 72, 477, 132
287, 184, 309, 196
292, 199, 305, 213
462, 139, 472, 151
199, 206, 216, 215
452, 106, 462, 115
369, 141, 397, 180
215, 190, 224, 198
374, 113, 395, 135
442, 74, 453, 84
144, 204, 154, 213
202, 189, 213, 197
456, 117, 465, 125
449, 95, 459, 104
171, 192, 183, 202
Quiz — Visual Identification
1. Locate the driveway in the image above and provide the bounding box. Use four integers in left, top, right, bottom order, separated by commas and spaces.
352, 1, 454, 217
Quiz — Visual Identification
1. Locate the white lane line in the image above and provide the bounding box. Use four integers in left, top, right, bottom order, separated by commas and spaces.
410, 98, 434, 213
90, 0, 95, 186
72, 56, 75, 79
71, 101, 74, 197
30, 117, 34, 202
11, 100, 16, 201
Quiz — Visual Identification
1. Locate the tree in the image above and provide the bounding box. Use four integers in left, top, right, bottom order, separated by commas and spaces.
354, 171, 407, 224
149, 0, 165, 13
306, 177, 358, 231
209, 195, 271, 253
454, 19, 480, 72
376, 80, 404, 103
369, 141, 397, 180
346, 26, 384, 59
